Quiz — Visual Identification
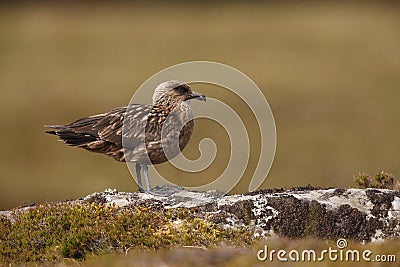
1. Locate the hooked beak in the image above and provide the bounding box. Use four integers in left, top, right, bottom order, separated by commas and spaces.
188, 91, 206, 102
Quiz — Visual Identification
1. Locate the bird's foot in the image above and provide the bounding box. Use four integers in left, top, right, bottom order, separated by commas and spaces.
149, 184, 185, 196
138, 188, 165, 196
138, 185, 184, 197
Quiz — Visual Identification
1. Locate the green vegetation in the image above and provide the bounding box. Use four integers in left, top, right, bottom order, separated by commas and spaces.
3, 200, 399, 266
354, 171, 399, 190
0, 203, 253, 265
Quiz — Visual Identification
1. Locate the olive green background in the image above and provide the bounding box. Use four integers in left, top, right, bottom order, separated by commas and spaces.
1, 2, 399, 210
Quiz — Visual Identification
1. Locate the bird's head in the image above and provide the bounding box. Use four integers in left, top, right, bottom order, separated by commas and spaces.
152, 80, 206, 105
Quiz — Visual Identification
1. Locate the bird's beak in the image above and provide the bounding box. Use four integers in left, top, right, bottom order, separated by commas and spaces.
189, 91, 206, 102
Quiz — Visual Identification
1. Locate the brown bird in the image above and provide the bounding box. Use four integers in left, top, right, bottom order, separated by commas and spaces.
46, 81, 206, 193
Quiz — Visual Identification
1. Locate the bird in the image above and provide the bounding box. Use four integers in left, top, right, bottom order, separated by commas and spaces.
45, 80, 206, 194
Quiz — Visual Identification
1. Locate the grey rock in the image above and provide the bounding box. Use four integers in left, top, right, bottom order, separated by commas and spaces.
2, 186, 400, 242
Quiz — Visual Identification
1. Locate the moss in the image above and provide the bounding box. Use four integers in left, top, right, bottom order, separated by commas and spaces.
354, 172, 373, 189
354, 171, 398, 190
373, 171, 394, 189
0, 203, 253, 265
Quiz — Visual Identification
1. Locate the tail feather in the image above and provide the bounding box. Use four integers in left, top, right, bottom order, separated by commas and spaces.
44, 111, 125, 161
45, 125, 98, 146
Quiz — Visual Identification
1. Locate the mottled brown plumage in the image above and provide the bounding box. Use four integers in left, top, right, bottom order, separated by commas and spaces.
46, 81, 206, 193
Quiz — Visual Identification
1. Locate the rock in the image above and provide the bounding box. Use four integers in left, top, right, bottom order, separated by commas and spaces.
2, 186, 400, 242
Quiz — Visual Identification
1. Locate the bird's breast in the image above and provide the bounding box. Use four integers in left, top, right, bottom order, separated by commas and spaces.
144, 103, 194, 164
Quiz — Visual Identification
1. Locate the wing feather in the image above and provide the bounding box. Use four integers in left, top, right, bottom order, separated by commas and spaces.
46, 104, 152, 161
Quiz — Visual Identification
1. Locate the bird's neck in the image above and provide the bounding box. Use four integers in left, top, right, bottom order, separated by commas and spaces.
153, 98, 184, 112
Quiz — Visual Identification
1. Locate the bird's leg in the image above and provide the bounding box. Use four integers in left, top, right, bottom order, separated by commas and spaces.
136, 164, 145, 193
139, 164, 178, 197
142, 164, 151, 192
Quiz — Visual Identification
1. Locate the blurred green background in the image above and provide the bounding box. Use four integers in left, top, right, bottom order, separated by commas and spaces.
0, 2, 399, 210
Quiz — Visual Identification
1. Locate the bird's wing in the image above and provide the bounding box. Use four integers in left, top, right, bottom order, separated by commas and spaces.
46, 104, 153, 161
92, 104, 152, 148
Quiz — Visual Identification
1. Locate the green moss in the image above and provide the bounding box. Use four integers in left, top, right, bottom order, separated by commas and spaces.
0, 202, 253, 265
354, 171, 398, 190
353, 172, 373, 189
373, 171, 394, 189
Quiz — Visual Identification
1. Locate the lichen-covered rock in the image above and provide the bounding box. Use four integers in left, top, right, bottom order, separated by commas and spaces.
2, 186, 400, 243
74, 186, 400, 242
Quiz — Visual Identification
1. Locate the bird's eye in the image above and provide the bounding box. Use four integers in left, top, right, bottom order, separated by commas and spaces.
176, 85, 188, 93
